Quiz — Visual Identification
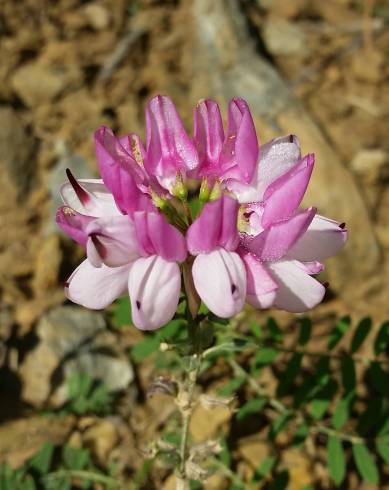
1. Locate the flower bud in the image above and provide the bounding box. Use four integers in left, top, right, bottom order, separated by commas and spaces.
172, 172, 188, 201
199, 177, 210, 202
209, 180, 222, 201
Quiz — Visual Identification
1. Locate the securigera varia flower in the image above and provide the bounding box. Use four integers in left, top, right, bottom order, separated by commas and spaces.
57, 95, 347, 330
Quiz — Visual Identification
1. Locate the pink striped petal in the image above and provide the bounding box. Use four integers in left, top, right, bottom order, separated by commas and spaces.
268, 260, 326, 312
239, 251, 278, 308
94, 127, 153, 214
287, 215, 347, 261
262, 154, 314, 227
187, 195, 239, 254
56, 207, 94, 246
60, 176, 119, 217
192, 248, 246, 318
65, 260, 130, 309
243, 207, 316, 261
219, 98, 258, 183
145, 95, 199, 190
85, 215, 139, 267
133, 211, 187, 262
128, 255, 181, 330
193, 99, 224, 176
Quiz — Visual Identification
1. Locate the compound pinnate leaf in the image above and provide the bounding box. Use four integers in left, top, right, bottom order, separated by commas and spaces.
350, 317, 372, 353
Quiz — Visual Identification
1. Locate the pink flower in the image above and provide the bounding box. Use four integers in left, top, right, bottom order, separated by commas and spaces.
193, 98, 258, 186
62, 211, 187, 331
187, 195, 246, 318
57, 95, 347, 329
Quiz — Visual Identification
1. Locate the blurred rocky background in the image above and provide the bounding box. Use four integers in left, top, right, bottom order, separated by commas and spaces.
0, 0, 388, 488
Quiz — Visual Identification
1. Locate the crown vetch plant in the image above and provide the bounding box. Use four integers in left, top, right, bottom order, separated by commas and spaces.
56, 95, 347, 487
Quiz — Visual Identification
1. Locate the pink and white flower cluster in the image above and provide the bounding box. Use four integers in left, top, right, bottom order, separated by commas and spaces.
57, 96, 347, 330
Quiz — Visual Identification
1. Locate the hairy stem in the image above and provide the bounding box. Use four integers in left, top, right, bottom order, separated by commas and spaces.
177, 352, 201, 488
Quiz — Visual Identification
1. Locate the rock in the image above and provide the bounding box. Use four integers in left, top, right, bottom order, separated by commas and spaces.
0, 415, 75, 468
0, 107, 36, 198
351, 49, 384, 83
281, 448, 313, 490
238, 438, 271, 468
190, 402, 232, 443
83, 419, 118, 464
11, 60, 80, 108
83, 4, 110, 30
20, 306, 134, 408
32, 234, 63, 296
262, 19, 309, 57
350, 149, 388, 183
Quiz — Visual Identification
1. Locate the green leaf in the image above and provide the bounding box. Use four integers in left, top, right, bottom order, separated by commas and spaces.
374, 321, 389, 356
269, 412, 291, 440
219, 376, 246, 396
350, 317, 372, 353
253, 456, 276, 481
368, 362, 388, 395
293, 357, 330, 409
131, 336, 160, 363
158, 319, 185, 341
352, 443, 379, 484
28, 442, 54, 475
254, 348, 278, 366
276, 353, 303, 397
328, 316, 351, 350
267, 318, 283, 344
327, 435, 346, 485
218, 437, 231, 467
62, 446, 90, 471
236, 398, 266, 421
112, 297, 132, 328
357, 398, 384, 435
376, 440, 389, 464
298, 317, 312, 346
292, 421, 309, 447
268, 470, 289, 490
341, 356, 356, 392
249, 321, 262, 339
332, 393, 354, 430
309, 379, 337, 420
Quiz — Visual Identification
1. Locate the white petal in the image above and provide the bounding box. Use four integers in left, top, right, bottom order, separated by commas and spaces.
128, 256, 181, 330
268, 260, 325, 313
287, 214, 347, 261
192, 248, 246, 318
66, 260, 130, 309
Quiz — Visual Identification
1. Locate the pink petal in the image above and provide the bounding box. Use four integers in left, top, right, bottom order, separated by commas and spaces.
193, 99, 224, 176
219, 98, 258, 183
66, 260, 130, 309
192, 248, 246, 318
56, 207, 95, 246
187, 195, 239, 254
242, 207, 316, 261
85, 215, 139, 267
287, 215, 348, 261
239, 250, 278, 308
94, 127, 153, 214
268, 260, 326, 312
60, 176, 119, 217
262, 154, 314, 227
128, 255, 181, 330
224, 179, 260, 204
145, 95, 199, 190
133, 211, 187, 262
253, 134, 301, 199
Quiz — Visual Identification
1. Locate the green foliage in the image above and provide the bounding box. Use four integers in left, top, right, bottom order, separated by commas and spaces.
327, 436, 346, 485
207, 315, 389, 487
352, 443, 379, 484
0, 444, 117, 490
64, 373, 113, 415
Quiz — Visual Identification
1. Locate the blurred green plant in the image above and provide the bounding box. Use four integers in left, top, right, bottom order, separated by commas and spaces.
0, 443, 119, 490
62, 373, 113, 416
